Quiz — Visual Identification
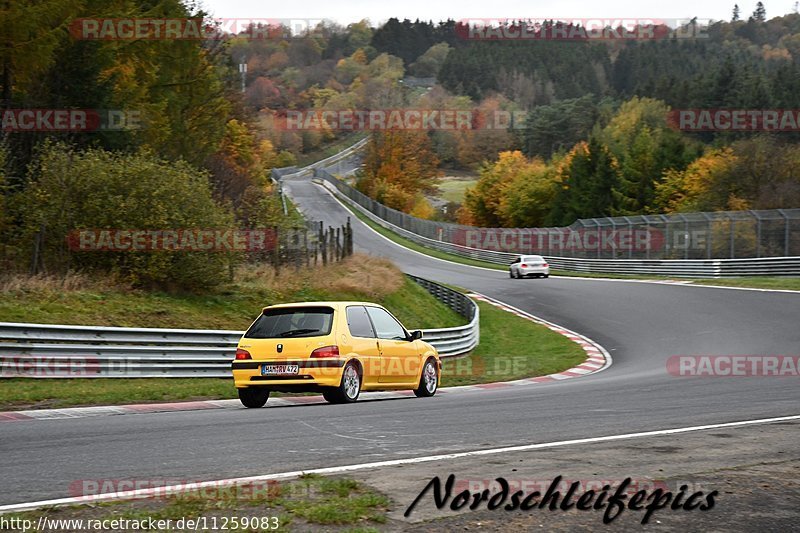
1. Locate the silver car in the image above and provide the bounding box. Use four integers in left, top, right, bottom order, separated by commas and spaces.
509, 255, 550, 279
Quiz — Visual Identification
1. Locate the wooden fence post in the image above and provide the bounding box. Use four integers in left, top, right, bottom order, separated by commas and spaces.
346, 217, 352, 256
293, 231, 301, 271
320, 222, 327, 266
304, 230, 309, 267
272, 226, 280, 276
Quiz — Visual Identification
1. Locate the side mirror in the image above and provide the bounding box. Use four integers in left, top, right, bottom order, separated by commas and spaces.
409, 330, 423, 341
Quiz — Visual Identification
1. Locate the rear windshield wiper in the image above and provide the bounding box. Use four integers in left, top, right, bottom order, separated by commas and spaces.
279, 328, 319, 337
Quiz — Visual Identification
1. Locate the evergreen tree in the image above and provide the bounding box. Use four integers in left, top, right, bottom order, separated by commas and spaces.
753, 2, 767, 21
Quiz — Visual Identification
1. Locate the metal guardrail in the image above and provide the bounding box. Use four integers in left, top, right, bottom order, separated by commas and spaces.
316, 169, 800, 277
272, 138, 368, 215
405, 275, 479, 356
274, 137, 368, 181
312, 164, 800, 261
545, 256, 800, 277
0, 276, 479, 378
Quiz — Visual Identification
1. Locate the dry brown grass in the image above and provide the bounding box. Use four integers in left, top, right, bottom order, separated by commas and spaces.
2, 255, 402, 302
232, 254, 402, 300
310, 254, 403, 299
233, 262, 307, 294
0, 271, 131, 294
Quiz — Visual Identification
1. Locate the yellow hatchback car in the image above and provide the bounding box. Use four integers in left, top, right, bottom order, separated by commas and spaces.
231, 302, 441, 407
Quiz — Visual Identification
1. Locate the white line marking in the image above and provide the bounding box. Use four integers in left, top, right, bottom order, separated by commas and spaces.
551, 275, 800, 294
2, 414, 798, 514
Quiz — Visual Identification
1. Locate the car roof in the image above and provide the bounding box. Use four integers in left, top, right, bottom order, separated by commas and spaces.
261, 301, 381, 312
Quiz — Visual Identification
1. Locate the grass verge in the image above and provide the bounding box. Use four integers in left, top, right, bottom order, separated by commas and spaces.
0, 255, 462, 331
433, 176, 477, 203
690, 277, 800, 291
5, 474, 389, 532
0, 378, 236, 410
441, 301, 587, 387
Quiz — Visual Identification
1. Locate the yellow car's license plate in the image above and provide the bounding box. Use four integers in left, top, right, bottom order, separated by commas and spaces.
261, 364, 299, 375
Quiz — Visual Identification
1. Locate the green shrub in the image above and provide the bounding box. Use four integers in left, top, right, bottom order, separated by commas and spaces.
18, 142, 235, 290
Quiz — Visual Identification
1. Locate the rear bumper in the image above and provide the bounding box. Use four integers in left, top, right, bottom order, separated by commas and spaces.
519, 267, 550, 276
231, 359, 345, 389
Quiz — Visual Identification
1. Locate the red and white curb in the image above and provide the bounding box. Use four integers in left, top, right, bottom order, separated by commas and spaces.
0, 294, 610, 423
462, 292, 611, 387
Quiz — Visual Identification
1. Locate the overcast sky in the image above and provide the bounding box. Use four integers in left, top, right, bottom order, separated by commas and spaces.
197, 0, 798, 27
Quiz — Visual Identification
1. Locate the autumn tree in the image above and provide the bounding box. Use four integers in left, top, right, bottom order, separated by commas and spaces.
410, 43, 452, 77
655, 148, 739, 212
461, 151, 557, 227
462, 151, 524, 226
358, 130, 440, 213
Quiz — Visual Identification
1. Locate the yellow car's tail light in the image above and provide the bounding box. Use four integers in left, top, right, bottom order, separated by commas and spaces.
310, 345, 340, 358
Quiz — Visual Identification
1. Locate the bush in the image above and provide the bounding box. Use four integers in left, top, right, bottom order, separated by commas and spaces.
17, 142, 235, 290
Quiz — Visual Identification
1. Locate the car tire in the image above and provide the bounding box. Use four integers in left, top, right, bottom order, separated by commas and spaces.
543, 274, 549, 278
509, 270, 514, 278
414, 359, 438, 397
238, 387, 270, 408
323, 361, 361, 403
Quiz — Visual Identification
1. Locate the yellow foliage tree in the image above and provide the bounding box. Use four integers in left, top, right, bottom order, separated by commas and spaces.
655, 148, 738, 212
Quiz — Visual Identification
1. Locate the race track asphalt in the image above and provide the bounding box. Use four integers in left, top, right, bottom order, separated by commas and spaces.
1, 176, 798, 508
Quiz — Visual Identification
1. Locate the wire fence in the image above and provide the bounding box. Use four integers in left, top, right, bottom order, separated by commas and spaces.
314, 168, 800, 260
